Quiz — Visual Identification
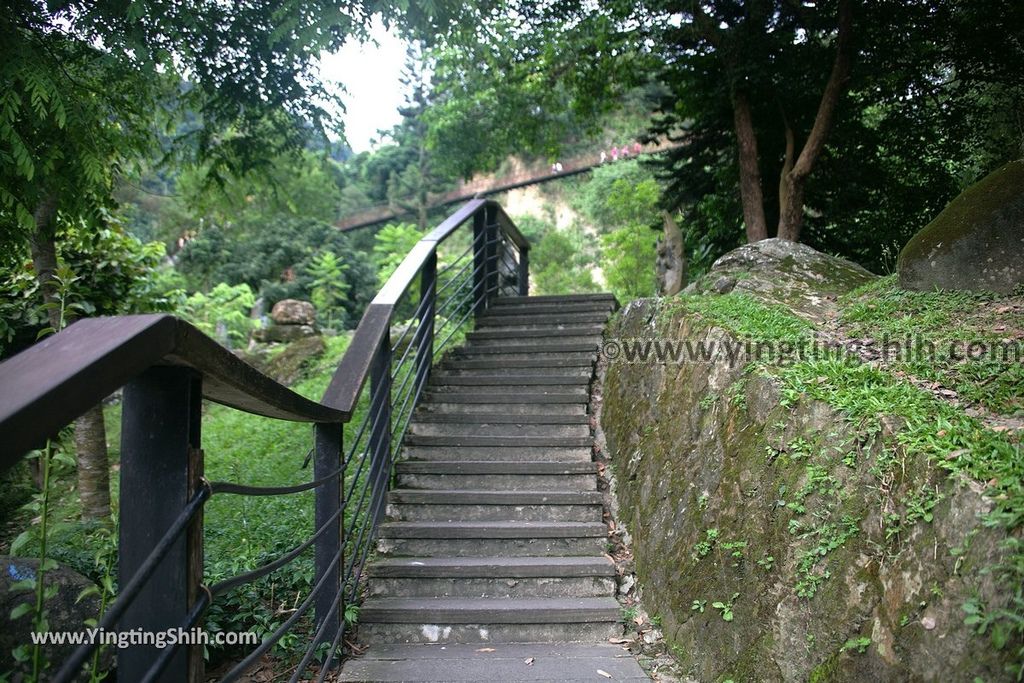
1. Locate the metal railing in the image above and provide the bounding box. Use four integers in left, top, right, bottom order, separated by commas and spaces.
0, 198, 529, 682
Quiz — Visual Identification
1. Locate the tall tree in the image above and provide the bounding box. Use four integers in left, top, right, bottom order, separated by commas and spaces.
386, 42, 452, 229
1, 0, 468, 513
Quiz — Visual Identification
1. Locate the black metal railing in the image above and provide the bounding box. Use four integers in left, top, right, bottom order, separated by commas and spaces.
0, 198, 529, 682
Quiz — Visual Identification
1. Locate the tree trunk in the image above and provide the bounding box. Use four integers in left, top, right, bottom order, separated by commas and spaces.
731, 87, 769, 242
29, 197, 112, 520
776, 0, 855, 242
74, 405, 112, 520
656, 210, 687, 296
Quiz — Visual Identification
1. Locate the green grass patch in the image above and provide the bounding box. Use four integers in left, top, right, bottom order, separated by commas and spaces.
840, 275, 1023, 415
662, 292, 814, 345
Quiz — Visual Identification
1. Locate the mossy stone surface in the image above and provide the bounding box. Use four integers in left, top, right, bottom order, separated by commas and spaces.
898, 160, 1024, 294
601, 243, 1012, 681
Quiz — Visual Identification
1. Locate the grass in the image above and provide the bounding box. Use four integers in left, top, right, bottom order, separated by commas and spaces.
839, 275, 1023, 415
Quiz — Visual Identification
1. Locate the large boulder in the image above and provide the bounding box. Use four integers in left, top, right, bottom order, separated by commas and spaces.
270, 299, 317, 326
898, 160, 1024, 294
254, 323, 318, 344
685, 238, 875, 322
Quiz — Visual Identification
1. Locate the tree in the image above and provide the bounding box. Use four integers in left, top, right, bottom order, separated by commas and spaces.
0, 222, 182, 518
423, 0, 1024, 270
386, 42, 454, 229
1, 0, 470, 518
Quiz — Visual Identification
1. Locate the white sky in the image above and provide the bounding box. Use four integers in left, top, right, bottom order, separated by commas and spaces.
319, 18, 407, 153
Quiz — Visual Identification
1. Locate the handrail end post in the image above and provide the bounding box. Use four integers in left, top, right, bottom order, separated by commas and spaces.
313, 422, 343, 653
118, 366, 204, 683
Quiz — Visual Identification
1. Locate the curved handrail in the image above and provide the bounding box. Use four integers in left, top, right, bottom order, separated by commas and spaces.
0, 314, 345, 469
0, 198, 528, 471
320, 198, 527, 415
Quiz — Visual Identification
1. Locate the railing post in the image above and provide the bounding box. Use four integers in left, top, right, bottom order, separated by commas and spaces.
518, 245, 530, 296
484, 204, 499, 305
368, 330, 392, 524
313, 422, 343, 650
472, 208, 488, 315
416, 251, 437, 394
118, 366, 204, 683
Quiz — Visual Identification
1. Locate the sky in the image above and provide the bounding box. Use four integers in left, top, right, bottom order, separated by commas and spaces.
319, 18, 408, 153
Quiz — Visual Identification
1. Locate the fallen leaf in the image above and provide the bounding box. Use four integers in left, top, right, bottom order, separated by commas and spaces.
476, 648, 496, 653
634, 614, 645, 626
608, 637, 633, 644
597, 670, 612, 678
524, 657, 534, 666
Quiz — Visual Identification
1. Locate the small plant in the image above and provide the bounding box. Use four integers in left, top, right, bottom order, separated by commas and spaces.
698, 394, 715, 410
697, 492, 710, 511
693, 528, 720, 559
712, 593, 740, 622
344, 603, 360, 628
721, 540, 747, 567
621, 606, 639, 621
757, 554, 775, 572
691, 599, 707, 614
840, 636, 871, 654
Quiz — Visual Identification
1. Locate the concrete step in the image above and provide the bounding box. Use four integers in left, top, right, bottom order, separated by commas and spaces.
426, 383, 589, 397
434, 374, 592, 387
368, 556, 613, 578
367, 556, 615, 598
476, 312, 611, 326
387, 490, 603, 522
417, 402, 586, 415
468, 325, 605, 339
338, 643, 648, 682
377, 521, 609, 557
492, 294, 617, 305
485, 302, 616, 316
465, 335, 602, 348
357, 597, 622, 644
410, 412, 590, 424
404, 435, 592, 448
437, 367, 593, 380
401, 445, 593, 462
443, 355, 596, 368
395, 464, 596, 491
421, 392, 588, 405
368, 575, 615, 600
407, 422, 590, 439
454, 342, 599, 355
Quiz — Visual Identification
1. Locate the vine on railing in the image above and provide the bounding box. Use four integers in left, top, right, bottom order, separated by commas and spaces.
0, 199, 528, 682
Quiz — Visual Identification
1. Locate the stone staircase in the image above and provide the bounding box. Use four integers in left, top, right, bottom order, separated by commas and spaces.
340, 294, 649, 681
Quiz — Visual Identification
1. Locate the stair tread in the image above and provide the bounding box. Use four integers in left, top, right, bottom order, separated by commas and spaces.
395, 461, 597, 474
368, 556, 614, 577
390, 490, 602, 504
411, 413, 591, 424
359, 596, 621, 623
380, 521, 607, 538
405, 435, 592, 446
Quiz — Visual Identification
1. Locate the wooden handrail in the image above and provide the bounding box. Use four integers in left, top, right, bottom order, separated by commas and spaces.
0, 198, 529, 471
0, 315, 346, 469
320, 198, 527, 416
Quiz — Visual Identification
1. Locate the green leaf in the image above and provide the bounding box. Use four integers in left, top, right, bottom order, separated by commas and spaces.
10, 602, 34, 620
10, 530, 33, 555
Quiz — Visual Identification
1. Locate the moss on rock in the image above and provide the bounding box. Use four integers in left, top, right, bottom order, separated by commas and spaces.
602, 244, 1015, 681
898, 160, 1024, 294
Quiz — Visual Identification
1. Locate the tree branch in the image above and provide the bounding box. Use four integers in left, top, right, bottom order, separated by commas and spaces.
790, 0, 855, 181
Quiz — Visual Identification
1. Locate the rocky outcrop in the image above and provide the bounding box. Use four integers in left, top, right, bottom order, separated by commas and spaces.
898, 161, 1024, 295
254, 299, 319, 343
685, 238, 874, 322
601, 243, 1012, 681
